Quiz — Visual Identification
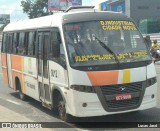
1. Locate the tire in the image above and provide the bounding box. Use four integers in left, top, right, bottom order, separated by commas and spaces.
17, 80, 27, 101
57, 94, 73, 122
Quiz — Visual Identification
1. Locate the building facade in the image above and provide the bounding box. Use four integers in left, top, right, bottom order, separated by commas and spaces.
99, 0, 160, 33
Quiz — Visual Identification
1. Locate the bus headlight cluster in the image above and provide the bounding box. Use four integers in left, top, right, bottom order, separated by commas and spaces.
70, 85, 95, 93
146, 77, 157, 87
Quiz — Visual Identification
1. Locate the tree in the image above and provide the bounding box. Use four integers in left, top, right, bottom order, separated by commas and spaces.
21, 0, 53, 19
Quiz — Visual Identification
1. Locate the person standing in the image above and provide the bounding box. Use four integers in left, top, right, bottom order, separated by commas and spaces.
144, 35, 152, 50
152, 40, 159, 49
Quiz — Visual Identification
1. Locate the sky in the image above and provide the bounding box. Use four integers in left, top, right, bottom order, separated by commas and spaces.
0, 0, 107, 22
83, 0, 107, 7
0, 0, 28, 22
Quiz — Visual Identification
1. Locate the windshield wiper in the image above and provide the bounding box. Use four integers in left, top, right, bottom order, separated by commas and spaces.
94, 36, 120, 66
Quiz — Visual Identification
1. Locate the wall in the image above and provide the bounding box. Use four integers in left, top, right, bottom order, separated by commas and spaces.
130, 0, 160, 24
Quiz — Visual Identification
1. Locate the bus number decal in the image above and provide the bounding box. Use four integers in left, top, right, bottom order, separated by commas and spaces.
51, 70, 58, 78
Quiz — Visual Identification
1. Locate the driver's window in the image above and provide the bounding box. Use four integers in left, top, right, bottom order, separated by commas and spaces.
50, 29, 61, 58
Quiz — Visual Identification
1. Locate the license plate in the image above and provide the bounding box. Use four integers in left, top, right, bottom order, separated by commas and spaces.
115, 93, 132, 101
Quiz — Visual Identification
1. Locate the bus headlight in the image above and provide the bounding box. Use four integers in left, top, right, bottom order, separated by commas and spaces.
70, 85, 95, 93
146, 77, 157, 87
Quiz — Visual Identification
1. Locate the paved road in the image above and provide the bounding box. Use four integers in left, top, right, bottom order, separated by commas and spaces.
0, 61, 160, 130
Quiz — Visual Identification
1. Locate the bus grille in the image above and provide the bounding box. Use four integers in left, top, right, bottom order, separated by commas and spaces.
100, 82, 142, 95
100, 82, 142, 109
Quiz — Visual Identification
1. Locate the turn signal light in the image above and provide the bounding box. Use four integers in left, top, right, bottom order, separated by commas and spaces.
70, 85, 95, 93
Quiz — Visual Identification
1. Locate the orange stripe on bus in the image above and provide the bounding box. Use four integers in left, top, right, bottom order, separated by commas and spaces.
1, 53, 7, 67
2, 68, 8, 86
11, 55, 22, 71
87, 71, 119, 86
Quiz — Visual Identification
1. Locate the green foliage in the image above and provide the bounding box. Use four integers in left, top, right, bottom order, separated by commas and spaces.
21, 0, 53, 19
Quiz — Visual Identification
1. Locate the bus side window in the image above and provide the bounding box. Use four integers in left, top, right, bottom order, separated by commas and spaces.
18, 32, 25, 55
2, 33, 7, 53
33, 32, 36, 56
50, 31, 61, 59
12, 33, 16, 54
8, 33, 13, 54
5, 34, 10, 53
28, 31, 36, 57
13, 32, 20, 54
24, 32, 29, 55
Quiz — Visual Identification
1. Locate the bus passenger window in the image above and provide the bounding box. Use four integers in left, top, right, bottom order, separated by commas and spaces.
5, 34, 12, 53
18, 32, 25, 55
50, 31, 61, 58
2, 33, 7, 53
23, 32, 29, 55
8, 34, 13, 53
12, 33, 16, 53
28, 31, 36, 57
13, 33, 19, 54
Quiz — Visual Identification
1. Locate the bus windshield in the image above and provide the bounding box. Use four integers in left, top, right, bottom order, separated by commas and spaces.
63, 20, 151, 67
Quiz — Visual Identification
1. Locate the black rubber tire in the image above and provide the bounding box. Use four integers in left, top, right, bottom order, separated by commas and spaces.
18, 80, 27, 101
57, 94, 73, 122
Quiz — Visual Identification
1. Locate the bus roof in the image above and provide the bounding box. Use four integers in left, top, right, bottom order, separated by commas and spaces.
3, 13, 64, 32
3, 10, 131, 32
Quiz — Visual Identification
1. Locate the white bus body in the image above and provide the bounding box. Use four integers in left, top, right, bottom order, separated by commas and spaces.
1, 7, 157, 121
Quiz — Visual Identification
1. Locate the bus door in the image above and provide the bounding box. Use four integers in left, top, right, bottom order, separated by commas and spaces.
6, 33, 13, 88
37, 31, 51, 104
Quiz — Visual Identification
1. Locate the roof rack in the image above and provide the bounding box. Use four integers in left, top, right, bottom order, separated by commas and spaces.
65, 6, 95, 12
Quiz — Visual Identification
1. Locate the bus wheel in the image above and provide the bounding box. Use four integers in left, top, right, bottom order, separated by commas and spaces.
16, 79, 27, 101
57, 94, 72, 122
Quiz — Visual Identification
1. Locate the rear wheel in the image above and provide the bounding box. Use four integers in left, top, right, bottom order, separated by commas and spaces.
57, 94, 73, 122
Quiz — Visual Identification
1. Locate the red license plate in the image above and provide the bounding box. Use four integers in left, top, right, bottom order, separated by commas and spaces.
115, 93, 132, 101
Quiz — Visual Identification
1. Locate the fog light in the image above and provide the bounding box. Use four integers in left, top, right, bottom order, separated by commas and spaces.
151, 94, 155, 99
82, 103, 87, 107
